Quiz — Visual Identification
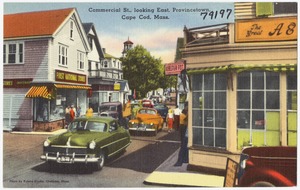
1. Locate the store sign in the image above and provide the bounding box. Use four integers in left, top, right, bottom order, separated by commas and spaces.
235, 17, 297, 42
114, 83, 120, 91
4, 78, 33, 88
223, 158, 238, 187
165, 61, 185, 75
55, 70, 86, 84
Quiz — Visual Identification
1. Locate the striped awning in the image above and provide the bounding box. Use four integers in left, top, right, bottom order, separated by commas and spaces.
187, 65, 230, 74
25, 86, 53, 99
54, 84, 91, 89
231, 64, 297, 73
187, 64, 297, 74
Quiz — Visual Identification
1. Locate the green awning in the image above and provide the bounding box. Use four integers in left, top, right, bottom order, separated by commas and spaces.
187, 64, 297, 75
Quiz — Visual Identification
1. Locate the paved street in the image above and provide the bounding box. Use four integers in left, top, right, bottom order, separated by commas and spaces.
3, 127, 181, 188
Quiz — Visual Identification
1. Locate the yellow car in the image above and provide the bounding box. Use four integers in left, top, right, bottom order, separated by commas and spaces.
128, 107, 164, 135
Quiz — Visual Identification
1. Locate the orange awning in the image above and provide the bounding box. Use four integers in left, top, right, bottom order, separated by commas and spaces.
54, 84, 91, 90
25, 86, 53, 99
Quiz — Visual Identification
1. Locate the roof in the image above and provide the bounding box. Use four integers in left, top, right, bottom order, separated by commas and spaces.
104, 53, 118, 59
82, 22, 105, 59
123, 40, 133, 44
4, 8, 74, 39
82, 22, 93, 34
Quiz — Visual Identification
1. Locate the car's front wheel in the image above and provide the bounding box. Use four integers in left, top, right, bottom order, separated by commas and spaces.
94, 150, 105, 171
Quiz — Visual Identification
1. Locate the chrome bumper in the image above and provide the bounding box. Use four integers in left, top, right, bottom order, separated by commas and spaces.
40, 152, 99, 164
128, 127, 156, 131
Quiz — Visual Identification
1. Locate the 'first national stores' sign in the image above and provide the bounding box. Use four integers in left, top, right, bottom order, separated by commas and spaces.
55, 70, 87, 84
165, 60, 185, 75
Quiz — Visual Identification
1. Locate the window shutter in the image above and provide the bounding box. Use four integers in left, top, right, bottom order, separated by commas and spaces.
256, 2, 273, 17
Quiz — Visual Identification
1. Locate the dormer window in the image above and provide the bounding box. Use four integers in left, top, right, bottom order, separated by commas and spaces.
70, 21, 74, 39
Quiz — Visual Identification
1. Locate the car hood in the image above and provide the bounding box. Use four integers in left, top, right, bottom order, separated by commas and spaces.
48, 131, 110, 146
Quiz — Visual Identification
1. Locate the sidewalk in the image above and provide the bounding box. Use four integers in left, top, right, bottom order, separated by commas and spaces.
144, 148, 224, 187
8, 128, 67, 135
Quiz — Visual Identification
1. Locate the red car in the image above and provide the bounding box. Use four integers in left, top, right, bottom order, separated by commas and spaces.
238, 146, 297, 187
142, 99, 154, 108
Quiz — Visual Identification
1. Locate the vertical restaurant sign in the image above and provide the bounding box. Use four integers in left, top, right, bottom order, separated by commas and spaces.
55, 70, 87, 84
235, 17, 297, 42
4, 78, 33, 88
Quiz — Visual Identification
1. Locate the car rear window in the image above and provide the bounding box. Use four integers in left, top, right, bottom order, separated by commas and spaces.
69, 121, 107, 132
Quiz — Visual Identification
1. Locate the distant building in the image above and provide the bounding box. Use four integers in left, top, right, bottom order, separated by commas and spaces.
122, 37, 133, 57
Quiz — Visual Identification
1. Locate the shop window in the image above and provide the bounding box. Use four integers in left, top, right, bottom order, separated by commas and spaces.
59, 44, 68, 66
237, 71, 280, 149
191, 73, 227, 148
3, 42, 24, 64
287, 72, 297, 146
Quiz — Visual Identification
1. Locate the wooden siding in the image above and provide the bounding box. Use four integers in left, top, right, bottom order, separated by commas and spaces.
3, 89, 33, 131
235, 2, 256, 20
4, 40, 49, 81
50, 16, 89, 82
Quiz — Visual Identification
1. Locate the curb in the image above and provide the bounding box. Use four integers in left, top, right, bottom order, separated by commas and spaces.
8, 129, 67, 135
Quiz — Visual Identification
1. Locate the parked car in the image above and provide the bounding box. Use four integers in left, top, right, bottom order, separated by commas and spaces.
237, 146, 297, 187
128, 107, 164, 135
142, 99, 154, 108
40, 116, 131, 171
154, 103, 168, 121
99, 102, 128, 128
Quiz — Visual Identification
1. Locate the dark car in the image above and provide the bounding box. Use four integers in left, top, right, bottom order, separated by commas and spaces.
40, 116, 131, 171
237, 146, 297, 187
99, 102, 128, 128
154, 103, 168, 121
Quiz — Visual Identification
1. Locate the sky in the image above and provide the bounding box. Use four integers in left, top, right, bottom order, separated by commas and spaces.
3, 1, 234, 64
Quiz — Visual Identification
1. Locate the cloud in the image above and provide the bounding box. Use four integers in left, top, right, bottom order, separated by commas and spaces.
97, 26, 183, 63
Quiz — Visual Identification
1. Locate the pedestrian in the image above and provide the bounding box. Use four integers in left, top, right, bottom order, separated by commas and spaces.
166, 108, 174, 133
174, 106, 188, 166
86, 105, 94, 118
70, 105, 75, 122
76, 106, 81, 117
65, 105, 71, 127
42, 104, 48, 121
173, 105, 182, 130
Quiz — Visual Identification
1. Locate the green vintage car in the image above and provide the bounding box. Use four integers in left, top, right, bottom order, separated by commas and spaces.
40, 116, 131, 171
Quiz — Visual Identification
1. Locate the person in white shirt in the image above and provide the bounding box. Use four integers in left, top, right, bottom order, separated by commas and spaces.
173, 105, 182, 130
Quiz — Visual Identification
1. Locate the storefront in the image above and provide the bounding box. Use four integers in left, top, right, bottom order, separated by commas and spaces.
182, 16, 297, 174
89, 79, 130, 113
25, 70, 91, 131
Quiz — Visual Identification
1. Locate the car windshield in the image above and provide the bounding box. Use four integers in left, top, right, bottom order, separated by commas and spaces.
68, 121, 107, 132
139, 109, 156, 115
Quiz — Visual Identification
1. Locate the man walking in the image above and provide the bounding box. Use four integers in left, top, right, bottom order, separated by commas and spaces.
173, 105, 181, 130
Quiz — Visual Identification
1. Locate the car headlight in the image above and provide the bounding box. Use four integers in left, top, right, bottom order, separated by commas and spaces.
131, 121, 135, 124
89, 140, 96, 149
150, 123, 154, 125
43, 139, 50, 147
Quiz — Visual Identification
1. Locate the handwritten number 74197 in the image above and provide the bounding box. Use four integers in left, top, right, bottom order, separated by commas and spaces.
200, 9, 232, 20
